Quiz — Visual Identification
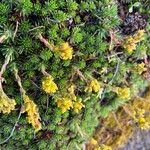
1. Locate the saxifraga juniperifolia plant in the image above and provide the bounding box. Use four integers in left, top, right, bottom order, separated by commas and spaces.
0, 0, 149, 150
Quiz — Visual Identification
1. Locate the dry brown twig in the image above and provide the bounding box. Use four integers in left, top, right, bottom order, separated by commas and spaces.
13, 21, 19, 41
38, 34, 53, 50
75, 68, 87, 82
109, 29, 121, 51
0, 55, 11, 89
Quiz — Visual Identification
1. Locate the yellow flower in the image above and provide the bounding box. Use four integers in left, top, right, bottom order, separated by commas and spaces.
90, 138, 98, 145
55, 97, 73, 113
123, 30, 145, 53
139, 108, 145, 115
101, 145, 112, 150
134, 29, 145, 43
133, 108, 149, 130
0, 90, 16, 114
138, 117, 149, 129
123, 36, 137, 53
68, 85, 75, 95
94, 145, 112, 150
114, 87, 130, 99
22, 95, 42, 132
68, 85, 79, 101
136, 62, 147, 75
54, 42, 73, 60
55, 87, 84, 114
85, 78, 101, 93
42, 75, 58, 94
73, 100, 84, 113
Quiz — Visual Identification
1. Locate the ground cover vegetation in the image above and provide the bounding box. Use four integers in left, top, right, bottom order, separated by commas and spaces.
0, 0, 149, 149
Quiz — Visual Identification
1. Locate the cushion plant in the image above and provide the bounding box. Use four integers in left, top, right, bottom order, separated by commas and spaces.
0, 0, 149, 149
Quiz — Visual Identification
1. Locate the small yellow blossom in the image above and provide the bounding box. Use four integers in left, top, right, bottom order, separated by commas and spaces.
0, 90, 16, 114
68, 85, 78, 101
114, 87, 130, 99
55, 97, 73, 113
138, 117, 149, 129
22, 95, 42, 132
123, 36, 137, 53
133, 108, 149, 130
55, 84, 84, 114
53, 42, 73, 60
42, 75, 58, 94
134, 29, 145, 43
123, 30, 145, 53
90, 138, 98, 145
136, 62, 147, 75
73, 100, 84, 113
85, 78, 101, 93
68, 85, 75, 95
101, 145, 112, 150
94, 145, 112, 150
133, 108, 145, 117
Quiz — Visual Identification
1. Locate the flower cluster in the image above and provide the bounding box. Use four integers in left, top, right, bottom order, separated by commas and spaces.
95, 145, 112, 150
136, 62, 147, 75
93, 89, 150, 150
123, 30, 145, 53
90, 138, 112, 150
42, 75, 58, 94
114, 87, 130, 100
133, 108, 149, 129
22, 95, 42, 132
134, 30, 145, 42
0, 90, 16, 114
85, 78, 101, 93
55, 95, 84, 114
55, 97, 73, 113
53, 42, 73, 60
73, 100, 84, 113
90, 138, 98, 145
38, 35, 73, 60
55, 85, 84, 113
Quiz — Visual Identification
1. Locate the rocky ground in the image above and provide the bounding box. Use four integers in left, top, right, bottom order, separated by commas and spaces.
119, 129, 150, 150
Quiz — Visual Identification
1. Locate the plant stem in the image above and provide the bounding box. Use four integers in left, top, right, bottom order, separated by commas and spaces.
0, 55, 11, 90
14, 68, 26, 95
0, 108, 22, 145
38, 34, 53, 50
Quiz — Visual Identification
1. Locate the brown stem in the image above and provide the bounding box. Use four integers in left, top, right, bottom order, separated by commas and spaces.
14, 68, 26, 95
75, 67, 87, 82
41, 68, 49, 76
38, 34, 53, 50
0, 56, 10, 78
0, 80, 3, 91
118, 0, 126, 21
109, 30, 114, 51
112, 112, 123, 132
122, 105, 135, 120
109, 29, 121, 51
0, 55, 11, 90
0, 35, 7, 43
13, 21, 19, 41
144, 54, 148, 64
29, 26, 45, 32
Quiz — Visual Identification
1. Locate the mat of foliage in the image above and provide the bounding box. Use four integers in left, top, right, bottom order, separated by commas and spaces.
87, 88, 150, 150
0, 0, 149, 150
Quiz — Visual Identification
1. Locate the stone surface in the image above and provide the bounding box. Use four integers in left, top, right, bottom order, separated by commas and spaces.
119, 129, 150, 150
